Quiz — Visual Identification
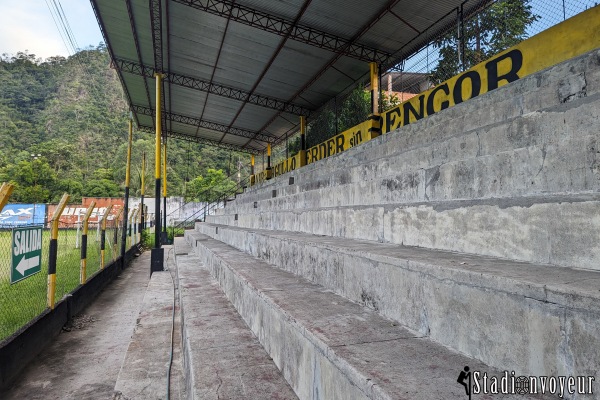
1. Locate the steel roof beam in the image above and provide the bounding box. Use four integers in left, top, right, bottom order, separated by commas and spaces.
150, 0, 164, 72
244, 0, 401, 148
115, 58, 313, 116
137, 125, 261, 154
132, 105, 277, 144
172, 0, 392, 64
125, 0, 154, 129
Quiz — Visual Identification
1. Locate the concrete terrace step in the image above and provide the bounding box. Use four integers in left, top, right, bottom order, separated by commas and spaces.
208, 50, 600, 271
183, 232, 556, 400
192, 223, 600, 384
174, 237, 297, 400
113, 270, 176, 399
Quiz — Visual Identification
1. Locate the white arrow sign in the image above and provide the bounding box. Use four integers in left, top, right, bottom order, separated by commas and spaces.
16, 255, 40, 276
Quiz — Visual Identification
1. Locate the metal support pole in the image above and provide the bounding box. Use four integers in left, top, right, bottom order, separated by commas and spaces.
113, 208, 123, 262
100, 205, 113, 270
121, 116, 133, 267
80, 201, 96, 284
162, 141, 167, 237
151, 73, 164, 273
299, 116, 307, 167
141, 152, 146, 232
154, 73, 162, 248
369, 62, 379, 116
48, 193, 69, 309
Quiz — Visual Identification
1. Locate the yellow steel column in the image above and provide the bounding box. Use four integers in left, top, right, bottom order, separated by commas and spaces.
369, 62, 382, 139
266, 144, 272, 179
80, 201, 96, 284
370, 62, 379, 115
299, 116, 307, 167
100, 205, 113, 269
162, 141, 167, 236
141, 152, 146, 231
121, 116, 133, 264
154, 73, 163, 249
250, 155, 255, 186
113, 208, 124, 262
48, 193, 70, 309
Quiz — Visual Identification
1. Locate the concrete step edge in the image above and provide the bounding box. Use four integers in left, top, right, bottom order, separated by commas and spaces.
185, 232, 552, 400
192, 223, 600, 312
173, 243, 298, 399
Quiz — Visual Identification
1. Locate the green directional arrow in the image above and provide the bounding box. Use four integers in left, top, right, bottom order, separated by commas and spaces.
11, 226, 42, 284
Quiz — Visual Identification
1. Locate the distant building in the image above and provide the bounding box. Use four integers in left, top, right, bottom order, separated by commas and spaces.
367, 71, 433, 103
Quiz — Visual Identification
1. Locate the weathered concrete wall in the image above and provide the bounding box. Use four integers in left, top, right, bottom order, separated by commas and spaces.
212, 49, 600, 270
195, 223, 600, 388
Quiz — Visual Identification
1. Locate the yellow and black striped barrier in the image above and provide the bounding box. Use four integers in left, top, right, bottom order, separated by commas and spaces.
48, 193, 70, 310
80, 201, 96, 285
113, 208, 124, 262
99, 205, 113, 270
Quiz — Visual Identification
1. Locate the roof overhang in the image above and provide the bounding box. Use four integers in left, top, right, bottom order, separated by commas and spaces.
91, 0, 490, 153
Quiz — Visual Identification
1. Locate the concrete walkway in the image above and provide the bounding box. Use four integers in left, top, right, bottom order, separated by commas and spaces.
0, 253, 151, 400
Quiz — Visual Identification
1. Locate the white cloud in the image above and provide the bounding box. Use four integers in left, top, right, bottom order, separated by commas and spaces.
0, 0, 103, 60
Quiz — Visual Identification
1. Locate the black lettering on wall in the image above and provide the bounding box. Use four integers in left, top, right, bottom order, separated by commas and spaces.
384, 106, 401, 133
486, 49, 523, 91
426, 83, 450, 116
336, 134, 344, 153
403, 94, 425, 125
453, 71, 482, 105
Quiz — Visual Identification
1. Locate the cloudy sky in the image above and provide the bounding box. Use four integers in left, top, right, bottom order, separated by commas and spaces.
0, 0, 103, 60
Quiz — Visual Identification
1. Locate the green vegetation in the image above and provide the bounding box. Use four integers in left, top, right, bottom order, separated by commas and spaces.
0, 46, 244, 203
431, 0, 539, 83
286, 87, 401, 157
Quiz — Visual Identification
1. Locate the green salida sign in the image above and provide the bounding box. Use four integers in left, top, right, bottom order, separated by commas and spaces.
11, 226, 43, 284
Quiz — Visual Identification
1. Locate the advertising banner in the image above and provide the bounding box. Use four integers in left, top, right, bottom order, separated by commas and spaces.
0, 204, 46, 227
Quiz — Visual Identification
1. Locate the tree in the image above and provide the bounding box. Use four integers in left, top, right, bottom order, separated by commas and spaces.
431, 0, 539, 84
188, 169, 236, 202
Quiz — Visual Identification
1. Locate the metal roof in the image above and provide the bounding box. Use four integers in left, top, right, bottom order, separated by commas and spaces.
91, 0, 489, 154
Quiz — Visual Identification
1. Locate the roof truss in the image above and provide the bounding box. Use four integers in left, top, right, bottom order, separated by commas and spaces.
172, 0, 392, 64
132, 105, 277, 144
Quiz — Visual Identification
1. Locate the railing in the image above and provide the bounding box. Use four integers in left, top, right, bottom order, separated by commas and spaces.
165, 169, 249, 223
169, 176, 250, 240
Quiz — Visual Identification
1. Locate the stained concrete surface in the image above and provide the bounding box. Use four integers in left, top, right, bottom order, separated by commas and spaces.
0, 252, 151, 400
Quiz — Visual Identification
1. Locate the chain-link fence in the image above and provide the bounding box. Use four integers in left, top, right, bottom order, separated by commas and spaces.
0, 207, 137, 342
0, 226, 49, 341
262, 0, 598, 162
390, 0, 598, 85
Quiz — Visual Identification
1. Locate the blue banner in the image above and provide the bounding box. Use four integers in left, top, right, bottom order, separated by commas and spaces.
0, 204, 46, 226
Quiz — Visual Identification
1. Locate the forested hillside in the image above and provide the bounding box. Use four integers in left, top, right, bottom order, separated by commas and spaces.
0, 45, 248, 204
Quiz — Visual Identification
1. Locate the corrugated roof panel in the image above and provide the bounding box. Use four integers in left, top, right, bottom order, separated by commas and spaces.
232, 104, 280, 132
210, 22, 284, 92
93, 0, 492, 151
237, 0, 303, 20
201, 95, 247, 125
130, 0, 155, 68
360, 13, 412, 53
266, 113, 299, 136
168, 2, 229, 80
252, 41, 332, 101
122, 73, 154, 109
300, 0, 388, 39
168, 86, 209, 118
97, 1, 137, 58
